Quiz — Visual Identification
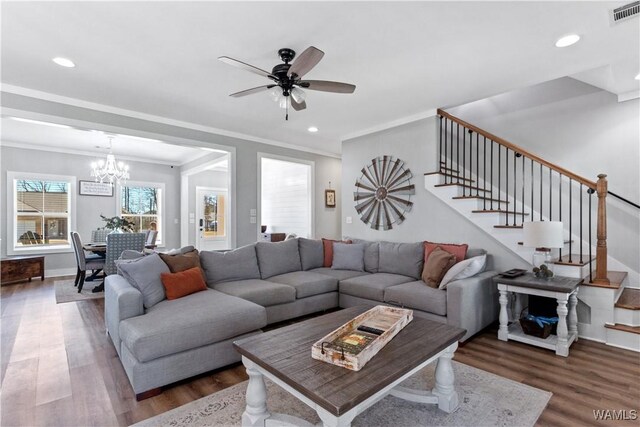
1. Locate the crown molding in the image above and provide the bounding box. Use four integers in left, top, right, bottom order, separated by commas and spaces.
1, 84, 342, 159
340, 108, 438, 142
0, 139, 207, 167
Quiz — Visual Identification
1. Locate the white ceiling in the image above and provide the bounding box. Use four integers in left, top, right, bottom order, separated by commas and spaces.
1, 2, 639, 155
0, 116, 212, 165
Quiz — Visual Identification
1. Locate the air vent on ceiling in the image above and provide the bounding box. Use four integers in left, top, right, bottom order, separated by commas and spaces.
611, 1, 639, 24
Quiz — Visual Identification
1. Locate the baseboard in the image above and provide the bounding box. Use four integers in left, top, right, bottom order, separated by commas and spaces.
46, 268, 76, 278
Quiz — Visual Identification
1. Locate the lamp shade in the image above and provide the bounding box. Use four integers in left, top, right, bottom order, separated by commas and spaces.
522, 221, 564, 249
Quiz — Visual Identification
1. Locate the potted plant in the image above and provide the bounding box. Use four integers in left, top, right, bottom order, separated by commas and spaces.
99, 215, 136, 233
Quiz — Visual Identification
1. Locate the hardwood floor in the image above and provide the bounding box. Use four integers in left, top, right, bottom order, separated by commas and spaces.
2, 277, 639, 426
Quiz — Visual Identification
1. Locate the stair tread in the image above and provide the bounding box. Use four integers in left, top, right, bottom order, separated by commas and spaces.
452, 196, 509, 203
434, 183, 490, 192
518, 240, 574, 246
615, 288, 640, 310
582, 271, 628, 289
472, 210, 529, 215
494, 225, 523, 229
605, 323, 640, 335
553, 254, 594, 267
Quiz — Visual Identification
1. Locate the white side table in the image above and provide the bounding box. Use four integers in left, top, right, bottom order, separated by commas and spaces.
493, 273, 581, 357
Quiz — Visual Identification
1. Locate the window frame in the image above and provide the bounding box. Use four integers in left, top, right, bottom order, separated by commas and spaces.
116, 180, 165, 246
7, 171, 76, 255
257, 153, 315, 239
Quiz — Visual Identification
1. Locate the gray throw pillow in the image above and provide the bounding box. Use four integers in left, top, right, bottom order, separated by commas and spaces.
331, 243, 365, 271
255, 239, 302, 279
298, 238, 324, 270
116, 253, 169, 309
200, 244, 261, 285
378, 241, 424, 279
350, 238, 379, 273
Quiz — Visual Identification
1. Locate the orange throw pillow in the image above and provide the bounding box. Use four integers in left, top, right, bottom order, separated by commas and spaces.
160, 266, 207, 300
322, 238, 352, 267
424, 241, 468, 264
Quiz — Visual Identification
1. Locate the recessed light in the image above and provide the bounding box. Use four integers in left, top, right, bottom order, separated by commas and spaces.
9, 117, 72, 129
52, 57, 76, 68
555, 34, 580, 48
307, 126, 319, 133
635, 73, 640, 80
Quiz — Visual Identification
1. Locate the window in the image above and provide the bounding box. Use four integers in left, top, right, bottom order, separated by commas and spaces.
8, 172, 75, 254
118, 182, 164, 245
260, 155, 313, 238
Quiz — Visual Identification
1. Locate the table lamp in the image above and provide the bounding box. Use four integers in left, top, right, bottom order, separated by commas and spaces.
522, 221, 564, 273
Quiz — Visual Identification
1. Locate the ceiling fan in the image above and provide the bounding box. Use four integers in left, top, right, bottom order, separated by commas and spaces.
219, 46, 356, 120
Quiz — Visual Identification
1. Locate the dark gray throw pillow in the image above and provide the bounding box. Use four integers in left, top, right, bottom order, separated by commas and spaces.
298, 238, 324, 270
255, 239, 302, 279
116, 253, 169, 309
378, 241, 424, 279
200, 244, 261, 285
331, 242, 365, 271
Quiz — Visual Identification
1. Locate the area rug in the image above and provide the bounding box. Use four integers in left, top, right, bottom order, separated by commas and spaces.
54, 278, 104, 303
132, 361, 551, 427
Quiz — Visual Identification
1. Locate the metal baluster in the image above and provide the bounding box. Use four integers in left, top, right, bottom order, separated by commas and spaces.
449, 119, 453, 184
491, 141, 494, 210
530, 158, 534, 221
559, 174, 562, 260
498, 144, 502, 214
522, 154, 525, 224
580, 184, 583, 264
588, 189, 593, 282
462, 128, 466, 193
540, 163, 543, 221
513, 151, 517, 226
505, 148, 509, 225
456, 124, 460, 184
439, 116, 443, 171
569, 179, 573, 263
476, 133, 480, 197
483, 136, 487, 210
549, 169, 552, 221
469, 129, 473, 197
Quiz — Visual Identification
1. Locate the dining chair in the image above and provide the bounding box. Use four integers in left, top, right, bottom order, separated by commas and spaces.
145, 230, 158, 250
104, 232, 146, 276
70, 231, 106, 293
91, 229, 111, 243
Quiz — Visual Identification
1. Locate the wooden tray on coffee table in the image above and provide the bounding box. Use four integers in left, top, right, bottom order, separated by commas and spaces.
311, 305, 413, 371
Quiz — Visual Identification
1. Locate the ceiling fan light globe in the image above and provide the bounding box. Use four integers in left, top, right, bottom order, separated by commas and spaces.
269, 87, 282, 102
278, 96, 288, 109
291, 88, 306, 103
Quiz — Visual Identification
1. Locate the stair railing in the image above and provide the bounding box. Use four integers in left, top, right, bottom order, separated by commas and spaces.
437, 109, 610, 285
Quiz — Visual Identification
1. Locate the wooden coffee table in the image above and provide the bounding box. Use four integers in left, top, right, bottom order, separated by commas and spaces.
233, 306, 466, 427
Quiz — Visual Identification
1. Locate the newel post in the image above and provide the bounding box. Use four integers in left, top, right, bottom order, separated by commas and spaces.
593, 174, 610, 285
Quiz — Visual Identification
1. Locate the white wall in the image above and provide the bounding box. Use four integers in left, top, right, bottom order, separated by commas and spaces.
0, 145, 181, 275
341, 117, 529, 273
448, 77, 640, 274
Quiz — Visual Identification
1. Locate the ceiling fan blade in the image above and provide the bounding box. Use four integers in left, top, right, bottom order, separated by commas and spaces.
218, 56, 275, 79
229, 85, 276, 98
299, 80, 356, 93
287, 46, 324, 78
291, 97, 307, 111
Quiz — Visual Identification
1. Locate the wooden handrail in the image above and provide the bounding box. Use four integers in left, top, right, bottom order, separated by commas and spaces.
437, 109, 597, 189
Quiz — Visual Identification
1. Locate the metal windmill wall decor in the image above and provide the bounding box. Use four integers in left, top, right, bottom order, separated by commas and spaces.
353, 156, 415, 230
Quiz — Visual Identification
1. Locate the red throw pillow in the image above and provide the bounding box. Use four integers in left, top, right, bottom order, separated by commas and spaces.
161, 266, 207, 300
322, 238, 352, 267
424, 241, 468, 264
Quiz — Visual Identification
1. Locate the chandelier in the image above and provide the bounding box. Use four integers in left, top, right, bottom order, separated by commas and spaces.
90, 136, 130, 185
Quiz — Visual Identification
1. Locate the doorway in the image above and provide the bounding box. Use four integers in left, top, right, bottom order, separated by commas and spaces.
195, 187, 229, 251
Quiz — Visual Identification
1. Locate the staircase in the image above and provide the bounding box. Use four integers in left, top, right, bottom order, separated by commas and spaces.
425, 109, 640, 352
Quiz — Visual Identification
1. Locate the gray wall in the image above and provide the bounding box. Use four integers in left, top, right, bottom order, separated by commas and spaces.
0, 145, 181, 274
448, 77, 640, 273
1, 92, 342, 275
341, 117, 529, 273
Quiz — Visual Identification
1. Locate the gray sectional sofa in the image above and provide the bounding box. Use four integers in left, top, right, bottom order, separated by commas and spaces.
105, 237, 498, 398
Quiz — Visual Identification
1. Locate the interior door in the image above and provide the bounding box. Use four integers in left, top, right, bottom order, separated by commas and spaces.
195, 187, 229, 251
